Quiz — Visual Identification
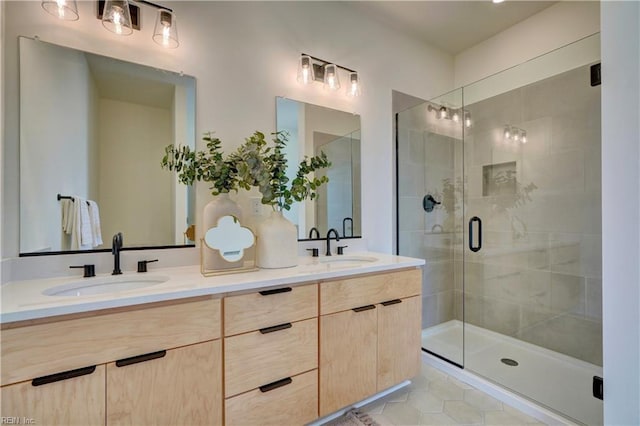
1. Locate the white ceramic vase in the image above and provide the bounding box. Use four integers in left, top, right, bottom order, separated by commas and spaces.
256, 210, 298, 269
203, 193, 243, 270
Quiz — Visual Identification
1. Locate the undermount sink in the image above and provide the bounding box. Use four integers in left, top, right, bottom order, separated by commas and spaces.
318, 255, 378, 265
43, 275, 169, 297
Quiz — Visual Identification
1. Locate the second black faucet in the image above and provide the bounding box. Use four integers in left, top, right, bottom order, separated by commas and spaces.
112, 232, 123, 275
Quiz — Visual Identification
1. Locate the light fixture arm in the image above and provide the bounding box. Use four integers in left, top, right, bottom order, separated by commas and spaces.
301, 53, 356, 73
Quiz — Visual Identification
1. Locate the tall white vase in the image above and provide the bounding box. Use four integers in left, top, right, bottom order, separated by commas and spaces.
203, 193, 243, 270
256, 210, 298, 268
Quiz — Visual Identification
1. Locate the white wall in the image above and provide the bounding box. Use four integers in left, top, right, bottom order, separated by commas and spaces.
2, 1, 453, 262
601, 2, 640, 424
454, 1, 600, 88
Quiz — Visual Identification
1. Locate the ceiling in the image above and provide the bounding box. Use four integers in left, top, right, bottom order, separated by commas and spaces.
348, 1, 557, 55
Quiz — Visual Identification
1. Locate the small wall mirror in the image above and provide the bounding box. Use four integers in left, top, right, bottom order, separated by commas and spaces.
19, 37, 196, 255
276, 97, 362, 240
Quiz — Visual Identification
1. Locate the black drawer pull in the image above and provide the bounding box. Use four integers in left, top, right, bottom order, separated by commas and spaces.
381, 299, 402, 306
259, 322, 292, 334
32, 365, 96, 386
352, 304, 376, 312
259, 377, 292, 393
259, 287, 292, 296
116, 350, 166, 367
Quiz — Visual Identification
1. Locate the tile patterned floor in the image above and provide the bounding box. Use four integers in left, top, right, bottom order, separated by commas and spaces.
358, 364, 547, 426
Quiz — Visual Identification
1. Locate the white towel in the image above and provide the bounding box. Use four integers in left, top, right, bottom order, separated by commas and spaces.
69, 196, 93, 250
61, 199, 73, 234
87, 200, 103, 247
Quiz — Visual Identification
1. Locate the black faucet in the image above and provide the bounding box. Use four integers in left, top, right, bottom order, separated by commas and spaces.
112, 232, 123, 275
325, 228, 340, 256
309, 227, 320, 239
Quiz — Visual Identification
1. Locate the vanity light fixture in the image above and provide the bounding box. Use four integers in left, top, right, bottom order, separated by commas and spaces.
96, 0, 179, 48
297, 53, 360, 96
427, 103, 472, 128
42, 0, 79, 21
503, 125, 527, 144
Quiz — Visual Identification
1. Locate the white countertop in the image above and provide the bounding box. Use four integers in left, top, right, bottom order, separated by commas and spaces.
0, 252, 424, 324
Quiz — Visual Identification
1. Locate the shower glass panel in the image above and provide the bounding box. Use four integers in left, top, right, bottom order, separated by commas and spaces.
396, 89, 465, 366
397, 34, 602, 425
462, 35, 602, 425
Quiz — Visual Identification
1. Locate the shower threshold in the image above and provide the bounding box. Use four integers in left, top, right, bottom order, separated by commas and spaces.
422, 320, 603, 426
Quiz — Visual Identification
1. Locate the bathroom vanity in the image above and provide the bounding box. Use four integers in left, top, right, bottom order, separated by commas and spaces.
0, 253, 423, 426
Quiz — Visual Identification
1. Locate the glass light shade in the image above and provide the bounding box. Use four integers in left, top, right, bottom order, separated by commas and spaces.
464, 111, 472, 128
451, 110, 460, 123
102, 0, 133, 36
521, 131, 527, 144
41, 0, 79, 21
297, 55, 314, 85
324, 64, 340, 91
346, 72, 362, 97
153, 10, 179, 48
438, 106, 449, 120
504, 125, 511, 139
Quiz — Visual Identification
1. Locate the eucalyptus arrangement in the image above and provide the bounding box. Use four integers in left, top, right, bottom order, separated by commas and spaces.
161, 131, 332, 208
232, 131, 332, 211
161, 132, 239, 195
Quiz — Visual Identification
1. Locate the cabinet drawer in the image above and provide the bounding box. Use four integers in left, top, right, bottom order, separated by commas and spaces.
320, 269, 421, 315
224, 318, 317, 397
1, 297, 221, 386
224, 283, 317, 336
225, 370, 318, 426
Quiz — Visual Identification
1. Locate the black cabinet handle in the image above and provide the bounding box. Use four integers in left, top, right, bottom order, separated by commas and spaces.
259, 287, 292, 296
259, 323, 292, 334
469, 216, 482, 252
381, 299, 402, 306
259, 377, 292, 393
593, 376, 604, 400
352, 304, 376, 312
116, 350, 166, 367
32, 365, 96, 386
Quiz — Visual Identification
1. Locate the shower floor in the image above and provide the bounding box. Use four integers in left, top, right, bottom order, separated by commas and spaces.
422, 320, 603, 425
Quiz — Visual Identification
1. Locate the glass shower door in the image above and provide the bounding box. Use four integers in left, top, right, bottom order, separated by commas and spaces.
396, 89, 465, 366
461, 37, 603, 425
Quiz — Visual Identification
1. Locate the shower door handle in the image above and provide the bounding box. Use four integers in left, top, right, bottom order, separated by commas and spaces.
469, 216, 482, 252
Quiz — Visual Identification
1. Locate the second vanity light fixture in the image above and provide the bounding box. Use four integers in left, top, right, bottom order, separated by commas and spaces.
504, 125, 527, 143
427, 103, 472, 128
41, 0, 179, 48
297, 54, 362, 97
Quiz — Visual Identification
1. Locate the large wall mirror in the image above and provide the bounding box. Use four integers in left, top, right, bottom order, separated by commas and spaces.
19, 37, 196, 255
276, 97, 361, 240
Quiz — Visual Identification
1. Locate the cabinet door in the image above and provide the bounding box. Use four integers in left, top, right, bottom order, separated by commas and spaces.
319, 307, 377, 416
106, 340, 222, 426
0, 365, 105, 426
377, 296, 421, 391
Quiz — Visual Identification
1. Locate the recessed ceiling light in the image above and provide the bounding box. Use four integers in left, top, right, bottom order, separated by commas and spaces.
493, 0, 505, 3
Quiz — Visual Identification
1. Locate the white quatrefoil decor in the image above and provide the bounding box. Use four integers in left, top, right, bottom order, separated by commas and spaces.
204, 215, 255, 262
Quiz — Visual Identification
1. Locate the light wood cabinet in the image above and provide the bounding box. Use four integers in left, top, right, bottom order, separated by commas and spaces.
223, 283, 319, 423
319, 268, 422, 416
377, 296, 422, 391
0, 365, 105, 426
0, 297, 222, 426
106, 340, 222, 426
319, 307, 377, 416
